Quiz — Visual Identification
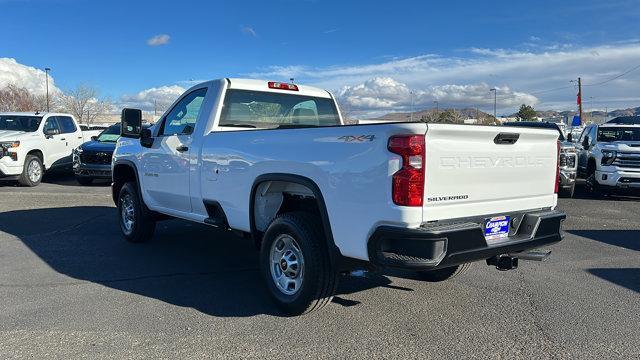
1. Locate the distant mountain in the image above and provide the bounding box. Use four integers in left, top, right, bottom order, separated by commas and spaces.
375, 108, 493, 122
370, 105, 640, 124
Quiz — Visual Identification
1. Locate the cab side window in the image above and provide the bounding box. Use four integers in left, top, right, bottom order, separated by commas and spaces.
43, 117, 60, 134
57, 116, 77, 134
160, 88, 207, 136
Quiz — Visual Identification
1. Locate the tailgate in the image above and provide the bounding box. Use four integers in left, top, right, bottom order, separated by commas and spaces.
423, 124, 558, 222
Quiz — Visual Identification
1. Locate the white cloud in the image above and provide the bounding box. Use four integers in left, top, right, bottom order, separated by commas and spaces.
337, 77, 537, 111
246, 43, 640, 114
241, 26, 257, 37
0, 58, 60, 96
147, 34, 170, 46
119, 85, 185, 111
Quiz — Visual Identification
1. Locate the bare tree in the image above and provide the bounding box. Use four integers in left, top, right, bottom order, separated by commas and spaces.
57, 84, 111, 124
0, 84, 45, 112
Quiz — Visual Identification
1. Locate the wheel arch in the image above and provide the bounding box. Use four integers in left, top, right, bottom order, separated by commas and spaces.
112, 160, 142, 205
249, 173, 341, 266
26, 149, 44, 167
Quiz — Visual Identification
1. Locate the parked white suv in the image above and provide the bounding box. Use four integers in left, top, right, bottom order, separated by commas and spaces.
112, 78, 565, 314
577, 118, 640, 194
0, 112, 88, 186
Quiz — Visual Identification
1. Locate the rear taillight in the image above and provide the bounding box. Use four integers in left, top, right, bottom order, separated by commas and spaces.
268, 81, 299, 91
555, 140, 560, 194
388, 135, 425, 206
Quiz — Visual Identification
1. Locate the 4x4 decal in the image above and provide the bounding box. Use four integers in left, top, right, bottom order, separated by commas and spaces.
337, 135, 376, 142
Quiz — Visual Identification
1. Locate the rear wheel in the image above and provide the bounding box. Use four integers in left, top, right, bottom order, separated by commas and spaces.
76, 176, 94, 186
118, 182, 155, 243
416, 263, 471, 282
17, 155, 43, 187
260, 212, 338, 315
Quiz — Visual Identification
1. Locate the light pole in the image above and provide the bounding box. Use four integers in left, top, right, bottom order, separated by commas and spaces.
490, 88, 497, 120
410, 91, 414, 122
433, 100, 439, 113
44, 67, 51, 112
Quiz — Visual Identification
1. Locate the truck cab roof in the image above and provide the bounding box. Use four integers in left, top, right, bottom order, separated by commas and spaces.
190, 78, 333, 99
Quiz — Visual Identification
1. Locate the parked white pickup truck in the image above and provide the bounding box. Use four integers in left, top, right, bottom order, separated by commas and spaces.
0, 112, 91, 186
112, 78, 565, 314
577, 117, 640, 194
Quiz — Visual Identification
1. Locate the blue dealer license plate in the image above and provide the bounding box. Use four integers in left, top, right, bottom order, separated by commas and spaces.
484, 216, 510, 241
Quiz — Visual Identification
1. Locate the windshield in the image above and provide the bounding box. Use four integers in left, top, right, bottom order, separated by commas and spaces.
597, 127, 640, 142
219, 90, 340, 129
96, 124, 121, 142
0, 115, 42, 132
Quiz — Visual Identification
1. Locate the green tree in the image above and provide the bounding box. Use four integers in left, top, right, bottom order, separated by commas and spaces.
436, 109, 462, 124
517, 104, 537, 121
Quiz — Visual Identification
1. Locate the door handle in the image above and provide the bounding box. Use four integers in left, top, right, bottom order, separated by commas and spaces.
176, 145, 189, 152
60, 138, 66, 140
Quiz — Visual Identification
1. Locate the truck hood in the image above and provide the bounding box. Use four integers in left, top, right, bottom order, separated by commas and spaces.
599, 141, 640, 151
0, 130, 38, 141
80, 140, 117, 152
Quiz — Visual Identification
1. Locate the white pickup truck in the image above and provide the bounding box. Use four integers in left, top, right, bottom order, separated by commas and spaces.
112, 78, 565, 314
0, 112, 91, 186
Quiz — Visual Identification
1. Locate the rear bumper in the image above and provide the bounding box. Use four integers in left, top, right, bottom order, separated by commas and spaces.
367, 209, 565, 270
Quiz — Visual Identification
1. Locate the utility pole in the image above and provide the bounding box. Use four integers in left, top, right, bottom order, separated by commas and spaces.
578, 77, 583, 125
44, 67, 51, 112
490, 88, 497, 120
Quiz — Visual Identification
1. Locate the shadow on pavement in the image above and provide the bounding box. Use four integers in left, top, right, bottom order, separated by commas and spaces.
0, 169, 110, 187
567, 230, 640, 251
0, 206, 396, 317
587, 268, 640, 293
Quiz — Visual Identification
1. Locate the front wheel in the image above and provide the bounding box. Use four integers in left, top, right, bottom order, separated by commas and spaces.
416, 263, 471, 282
118, 182, 155, 243
559, 183, 575, 198
17, 155, 43, 187
260, 212, 338, 315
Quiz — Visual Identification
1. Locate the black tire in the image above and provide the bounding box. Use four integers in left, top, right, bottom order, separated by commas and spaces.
260, 212, 338, 315
17, 155, 43, 187
585, 173, 602, 197
416, 263, 471, 282
117, 182, 155, 243
559, 183, 575, 198
76, 176, 94, 186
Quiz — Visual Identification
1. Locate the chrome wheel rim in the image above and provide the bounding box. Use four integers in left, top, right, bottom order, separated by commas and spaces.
27, 160, 41, 183
270, 234, 304, 296
121, 194, 135, 234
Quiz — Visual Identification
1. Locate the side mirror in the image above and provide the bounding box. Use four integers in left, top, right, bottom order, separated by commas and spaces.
140, 128, 154, 148
121, 108, 143, 138
91, 136, 98, 141
567, 133, 572, 142
44, 128, 59, 137
582, 136, 590, 149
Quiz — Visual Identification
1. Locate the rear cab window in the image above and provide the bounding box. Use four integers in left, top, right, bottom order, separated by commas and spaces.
218, 90, 340, 129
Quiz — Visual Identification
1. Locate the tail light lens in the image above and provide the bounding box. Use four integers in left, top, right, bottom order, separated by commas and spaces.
555, 140, 560, 194
388, 135, 425, 206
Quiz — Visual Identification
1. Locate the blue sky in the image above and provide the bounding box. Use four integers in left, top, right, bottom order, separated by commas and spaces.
2, 0, 640, 115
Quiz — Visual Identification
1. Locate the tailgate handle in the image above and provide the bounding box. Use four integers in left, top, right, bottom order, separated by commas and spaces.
494, 132, 520, 145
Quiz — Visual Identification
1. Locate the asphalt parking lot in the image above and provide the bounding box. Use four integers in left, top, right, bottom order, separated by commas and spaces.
1, 173, 638, 359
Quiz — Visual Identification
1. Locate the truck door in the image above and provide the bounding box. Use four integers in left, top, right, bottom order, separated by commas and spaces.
140, 88, 207, 213
577, 125, 594, 175
41, 117, 69, 168
57, 116, 83, 164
